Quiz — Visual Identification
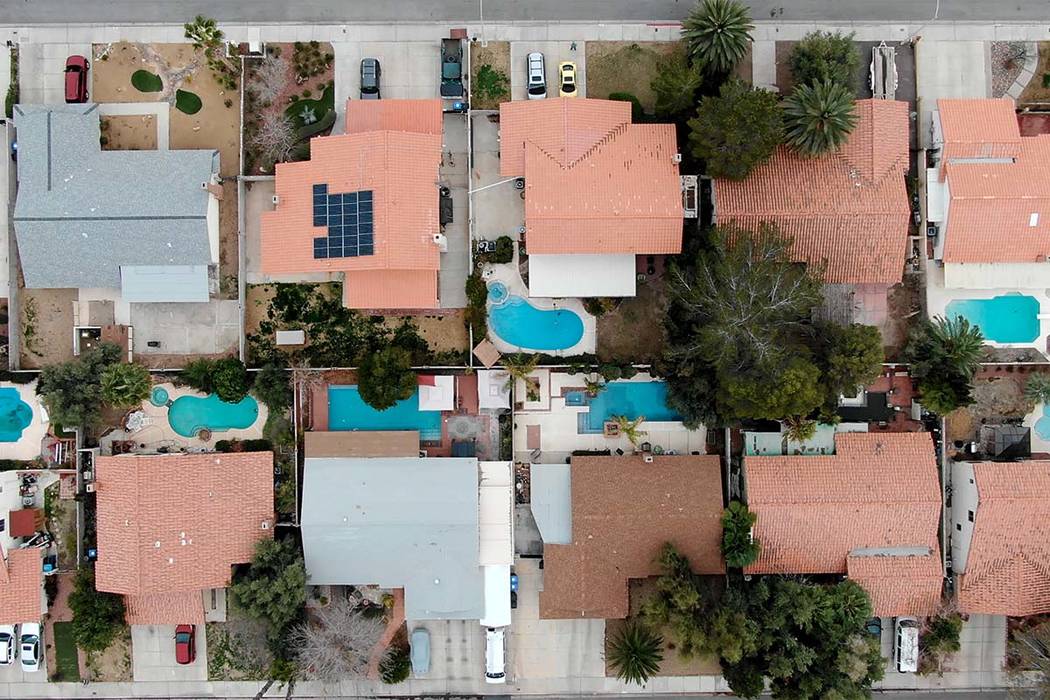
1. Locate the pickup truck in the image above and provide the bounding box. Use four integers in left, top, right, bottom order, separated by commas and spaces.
441, 38, 464, 98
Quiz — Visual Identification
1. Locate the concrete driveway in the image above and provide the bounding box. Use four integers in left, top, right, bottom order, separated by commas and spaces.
18, 42, 93, 105
333, 41, 441, 131
131, 624, 207, 681
877, 614, 1007, 690
407, 617, 485, 683
915, 41, 989, 147
509, 41, 587, 101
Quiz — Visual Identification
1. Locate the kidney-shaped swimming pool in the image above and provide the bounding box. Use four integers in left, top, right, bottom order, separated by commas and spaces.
487, 282, 584, 351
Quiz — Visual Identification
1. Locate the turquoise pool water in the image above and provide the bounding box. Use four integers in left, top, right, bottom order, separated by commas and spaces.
567, 381, 683, 434
150, 386, 170, 407
945, 294, 1040, 343
328, 385, 442, 441
487, 282, 584, 351
168, 394, 260, 438
1036, 406, 1050, 441
0, 388, 33, 442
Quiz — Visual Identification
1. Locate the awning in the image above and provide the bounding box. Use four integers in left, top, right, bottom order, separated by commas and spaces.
120, 265, 210, 303
528, 254, 637, 298
480, 564, 512, 628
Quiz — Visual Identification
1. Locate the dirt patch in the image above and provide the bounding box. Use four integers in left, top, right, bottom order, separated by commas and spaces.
207, 600, 272, 680
20, 288, 76, 369
245, 283, 280, 346
585, 41, 680, 110
219, 180, 239, 299
82, 626, 132, 682
597, 277, 667, 364
91, 42, 240, 176
45, 482, 79, 570
100, 114, 158, 150
382, 313, 469, 355
884, 276, 923, 361
470, 41, 511, 110
1021, 42, 1050, 104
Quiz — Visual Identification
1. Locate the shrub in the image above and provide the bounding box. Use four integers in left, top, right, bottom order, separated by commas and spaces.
720, 500, 760, 568
358, 347, 416, 411
99, 362, 152, 409
1026, 373, 1050, 405
493, 236, 515, 263
231, 538, 307, 635
608, 92, 645, 121
182, 357, 249, 403
599, 364, 623, 382
379, 643, 411, 684
465, 273, 488, 338
788, 31, 860, 90
69, 569, 126, 652
253, 364, 293, 412
474, 64, 510, 105
607, 622, 663, 685
688, 79, 783, 180
275, 478, 297, 519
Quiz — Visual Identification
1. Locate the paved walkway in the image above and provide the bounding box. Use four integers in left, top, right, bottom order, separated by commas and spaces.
365, 589, 405, 680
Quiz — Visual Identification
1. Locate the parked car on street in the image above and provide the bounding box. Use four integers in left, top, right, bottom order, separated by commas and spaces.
64, 55, 89, 103
526, 52, 546, 100
360, 58, 381, 99
558, 61, 577, 97
484, 626, 506, 684
410, 627, 430, 676
19, 623, 40, 673
0, 625, 16, 666
864, 617, 883, 640
174, 624, 196, 665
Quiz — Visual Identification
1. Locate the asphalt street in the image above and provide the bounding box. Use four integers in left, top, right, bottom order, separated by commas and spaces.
1, 0, 1048, 24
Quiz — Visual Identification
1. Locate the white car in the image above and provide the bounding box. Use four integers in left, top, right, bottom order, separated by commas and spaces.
485, 626, 506, 684
19, 622, 40, 673
526, 52, 546, 100
0, 625, 16, 666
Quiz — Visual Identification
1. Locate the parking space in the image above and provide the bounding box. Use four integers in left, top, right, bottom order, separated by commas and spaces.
131, 624, 207, 682
333, 41, 441, 131
470, 112, 524, 241
18, 42, 93, 105
877, 614, 1007, 689
915, 41, 989, 147
0, 656, 48, 683
509, 41, 587, 101
407, 618, 485, 682
439, 112, 469, 308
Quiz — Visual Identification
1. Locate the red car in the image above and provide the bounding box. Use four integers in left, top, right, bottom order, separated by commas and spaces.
64, 55, 89, 103
174, 624, 195, 665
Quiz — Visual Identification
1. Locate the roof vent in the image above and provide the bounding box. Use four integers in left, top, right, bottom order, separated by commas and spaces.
1030, 212, 1040, 228
261, 520, 272, 530
672, 153, 682, 164
272, 195, 280, 205
201, 182, 209, 190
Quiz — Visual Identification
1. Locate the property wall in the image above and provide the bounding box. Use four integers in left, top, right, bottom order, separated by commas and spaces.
943, 262, 1050, 290
949, 460, 979, 575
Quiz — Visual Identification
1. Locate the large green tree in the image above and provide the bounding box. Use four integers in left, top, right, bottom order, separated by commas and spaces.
231, 538, 307, 637
906, 315, 984, 415
788, 31, 860, 90
814, 322, 884, 415
253, 364, 293, 412
783, 80, 858, 157
688, 79, 783, 180
681, 0, 754, 75
357, 347, 416, 411
100, 362, 152, 409
37, 343, 122, 428
651, 47, 703, 119
720, 501, 760, 569
69, 568, 126, 652
719, 356, 824, 421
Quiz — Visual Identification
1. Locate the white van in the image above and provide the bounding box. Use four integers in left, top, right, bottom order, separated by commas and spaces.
894, 617, 919, 673
484, 626, 506, 684
526, 52, 546, 100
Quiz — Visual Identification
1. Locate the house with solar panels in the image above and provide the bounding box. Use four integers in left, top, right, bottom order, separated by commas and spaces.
260, 99, 449, 310
13, 104, 221, 305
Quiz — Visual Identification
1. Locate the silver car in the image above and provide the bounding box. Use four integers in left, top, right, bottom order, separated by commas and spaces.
410, 627, 430, 676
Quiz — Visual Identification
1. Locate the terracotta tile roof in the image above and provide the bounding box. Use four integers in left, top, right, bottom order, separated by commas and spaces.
125, 592, 205, 625
260, 101, 443, 310
958, 461, 1050, 616
499, 98, 683, 256
344, 99, 443, 135
540, 455, 724, 620
716, 100, 910, 284
0, 548, 42, 625
745, 432, 942, 616
95, 452, 274, 624
846, 552, 943, 617
938, 99, 1021, 160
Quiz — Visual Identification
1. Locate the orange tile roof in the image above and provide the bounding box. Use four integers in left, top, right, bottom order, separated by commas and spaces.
745, 432, 942, 617
343, 269, 438, 309
0, 548, 42, 625
958, 461, 1050, 616
935, 98, 1050, 264
125, 592, 205, 625
260, 101, 443, 310
846, 552, 943, 617
344, 99, 443, 135
499, 98, 683, 256
716, 100, 910, 285
540, 455, 724, 620
95, 452, 274, 624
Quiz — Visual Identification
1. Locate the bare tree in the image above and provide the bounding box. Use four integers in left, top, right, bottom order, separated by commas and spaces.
1009, 620, 1050, 697
249, 112, 298, 170
288, 599, 385, 681
247, 55, 290, 106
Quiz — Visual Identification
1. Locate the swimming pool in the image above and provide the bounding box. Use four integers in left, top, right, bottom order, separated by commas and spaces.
945, 294, 1040, 343
328, 386, 442, 441
570, 381, 682, 434
1036, 406, 1050, 442
487, 282, 584, 351
168, 394, 260, 438
0, 388, 33, 442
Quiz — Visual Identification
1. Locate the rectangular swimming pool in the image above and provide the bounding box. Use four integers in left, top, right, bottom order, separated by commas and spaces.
328, 386, 442, 442
571, 381, 682, 434
945, 294, 1040, 344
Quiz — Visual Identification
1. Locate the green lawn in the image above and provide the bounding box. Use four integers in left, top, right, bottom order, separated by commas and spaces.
285, 84, 335, 129
131, 69, 163, 93
175, 89, 203, 115
52, 621, 80, 681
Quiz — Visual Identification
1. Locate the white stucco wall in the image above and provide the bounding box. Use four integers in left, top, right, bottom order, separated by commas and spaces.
949, 460, 980, 575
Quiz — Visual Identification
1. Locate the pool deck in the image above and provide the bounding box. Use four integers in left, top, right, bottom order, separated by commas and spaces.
101, 383, 268, 454
1023, 401, 1050, 453
482, 261, 596, 356
0, 381, 50, 461
511, 372, 707, 464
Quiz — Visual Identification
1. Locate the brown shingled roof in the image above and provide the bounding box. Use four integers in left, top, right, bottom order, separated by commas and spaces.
745, 432, 942, 617
95, 452, 274, 624
958, 461, 1050, 616
540, 455, 724, 620
715, 100, 910, 284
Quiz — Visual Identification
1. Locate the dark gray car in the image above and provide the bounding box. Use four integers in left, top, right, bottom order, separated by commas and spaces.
360, 58, 381, 99
410, 627, 430, 676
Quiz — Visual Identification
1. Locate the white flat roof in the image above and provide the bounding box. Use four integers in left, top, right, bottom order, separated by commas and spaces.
477, 370, 511, 410
419, 375, 455, 411
478, 461, 513, 566
528, 253, 637, 298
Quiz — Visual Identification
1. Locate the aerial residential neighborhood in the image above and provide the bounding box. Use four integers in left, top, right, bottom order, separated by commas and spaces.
2, 0, 1050, 698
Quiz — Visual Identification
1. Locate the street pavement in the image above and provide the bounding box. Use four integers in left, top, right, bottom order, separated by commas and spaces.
3, 0, 1050, 24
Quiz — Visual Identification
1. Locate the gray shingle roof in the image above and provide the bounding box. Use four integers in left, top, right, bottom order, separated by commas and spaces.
301, 457, 485, 621
13, 104, 218, 289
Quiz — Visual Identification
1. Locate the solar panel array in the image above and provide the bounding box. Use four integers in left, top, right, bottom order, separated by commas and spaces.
312, 184, 375, 259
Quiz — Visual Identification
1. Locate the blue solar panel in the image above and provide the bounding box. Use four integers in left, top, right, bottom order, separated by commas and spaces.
311, 187, 376, 259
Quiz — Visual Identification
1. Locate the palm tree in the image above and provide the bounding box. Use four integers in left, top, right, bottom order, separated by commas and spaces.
650, 49, 703, 118
607, 622, 664, 685
783, 80, 857, 156
925, 315, 985, 378
783, 415, 817, 443
503, 353, 540, 389
184, 15, 224, 49
100, 362, 152, 409
613, 415, 648, 447
681, 0, 754, 76
584, 374, 606, 397
1026, 373, 1050, 406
